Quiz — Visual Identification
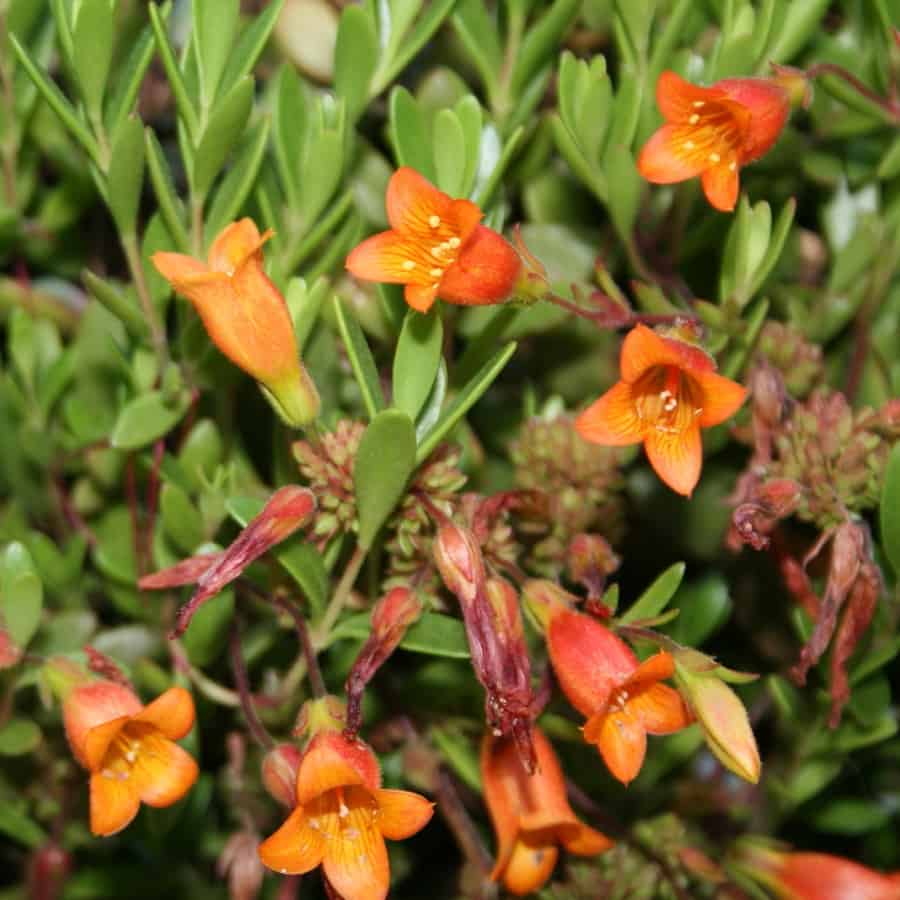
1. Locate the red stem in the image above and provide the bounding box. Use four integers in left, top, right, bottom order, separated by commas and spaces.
228, 622, 274, 750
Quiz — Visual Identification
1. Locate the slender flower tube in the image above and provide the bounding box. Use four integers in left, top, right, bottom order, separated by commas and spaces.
638, 70, 792, 211
152, 219, 320, 427
524, 581, 691, 784
345, 167, 522, 312
482, 726, 612, 896
731, 840, 900, 899
258, 715, 433, 900
62, 679, 198, 836
576, 324, 747, 496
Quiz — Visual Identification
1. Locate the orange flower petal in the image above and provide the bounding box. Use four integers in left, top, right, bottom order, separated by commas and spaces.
701, 161, 741, 212
375, 789, 434, 840
133, 732, 199, 807
500, 836, 559, 896
696, 371, 748, 427
547, 610, 638, 717
89, 772, 141, 836
152, 251, 209, 283
437, 225, 521, 306
481, 734, 523, 879
624, 651, 675, 692
345, 231, 431, 285
83, 715, 131, 772
132, 687, 195, 741
258, 807, 326, 875
584, 710, 647, 785
64, 682, 142, 768
559, 822, 615, 856
637, 125, 709, 184
620, 324, 715, 384
643, 423, 703, 497
322, 808, 390, 900
296, 733, 381, 806
575, 381, 643, 446
655, 70, 724, 122
207, 218, 269, 273
630, 683, 693, 735
404, 282, 439, 312
386, 167, 452, 233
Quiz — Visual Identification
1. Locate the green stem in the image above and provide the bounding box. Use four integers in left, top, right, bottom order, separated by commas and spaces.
313, 544, 367, 645
190, 191, 206, 257
121, 232, 168, 367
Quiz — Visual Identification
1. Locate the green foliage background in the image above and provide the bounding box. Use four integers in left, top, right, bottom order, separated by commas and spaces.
1, 0, 899, 897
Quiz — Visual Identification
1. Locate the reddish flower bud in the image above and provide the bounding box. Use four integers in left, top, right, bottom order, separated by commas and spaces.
567, 533, 620, 602
140, 486, 316, 637
26, 842, 71, 900
218, 831, 265, 900
0, 626, 22, 669
345, 587, 423, 734
261, 743, 304, 808
731, 840, 900, 900
435, 526, 536, 769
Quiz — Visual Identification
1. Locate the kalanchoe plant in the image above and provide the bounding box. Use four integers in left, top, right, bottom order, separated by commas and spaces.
2, 0, 899, 897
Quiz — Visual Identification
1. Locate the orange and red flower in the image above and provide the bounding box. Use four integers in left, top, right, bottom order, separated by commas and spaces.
152, 219, 320, 427
482, 726, 612, 896
732, 841, 900, 900
524, 581, 692, 785
345, 167, 522, 312
637, 70, 790, 211
576, 324, 747, 497
62, 680, 198, 836
258, 729, 433, 900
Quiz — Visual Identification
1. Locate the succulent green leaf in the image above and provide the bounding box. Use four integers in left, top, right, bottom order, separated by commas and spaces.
192, 76, 254, 196
331, 295, 386, 420
354, 409, 417, 549
1, 542, 43, 648
106, 115, 145, 234
619, 562, 686, 625
110, 390, 191, 450
392, 307, 443, 422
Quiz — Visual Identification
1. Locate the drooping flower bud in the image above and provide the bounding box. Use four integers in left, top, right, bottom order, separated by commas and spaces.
140, 486, 316, 637
567, 533, 620, 604
345, 587, 422, 734
674, 651, 760, 784
434, 525, 536, 770
729, 838, 900, 900
26, 842, 71, 900
261, 743, 304, 807
218, 830, 265, 900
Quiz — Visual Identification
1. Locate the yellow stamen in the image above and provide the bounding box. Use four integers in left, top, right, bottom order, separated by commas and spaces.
428, 215, 440, 228
402, 260, 415, 270
709, 152, 721, 163
689, 114, 699, 124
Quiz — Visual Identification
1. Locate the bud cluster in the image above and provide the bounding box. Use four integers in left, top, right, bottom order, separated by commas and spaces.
510, 414, 625, 574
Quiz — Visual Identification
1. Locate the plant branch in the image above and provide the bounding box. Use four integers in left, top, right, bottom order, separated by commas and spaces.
229, 622, 274, 749
277, 596, 327, 699
313, 544, 367, 645
805, 62, 900, 123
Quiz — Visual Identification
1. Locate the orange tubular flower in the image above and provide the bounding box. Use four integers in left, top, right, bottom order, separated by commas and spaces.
345, 167, 522, 312
62, 681, 198, 836
525, 583, 691, 785
638, 70, 790, 211
258, 730, 433, 900
732, 841, 900, 900
152, 219, 320, 427
482, 726, 612, 896
575, 324, 747, 497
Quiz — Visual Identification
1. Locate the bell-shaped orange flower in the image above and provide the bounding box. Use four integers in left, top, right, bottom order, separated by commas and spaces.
258, 729, 433, 900
638, 70, 790, 211
482, 726, 612, 895
152, 219, 320, 427
524, 582, 691, 785
345, 167, 522, 312
62, 680, 198, 836
575, 324, 747, 496
732, 840, 900, 899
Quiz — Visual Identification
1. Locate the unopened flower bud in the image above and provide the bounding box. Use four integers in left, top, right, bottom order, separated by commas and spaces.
433, 522, 486, 606
750, 361, 789, 431
293, 695, 346, 740
567, 533, 620, 601
218, 831, 265, 900
675, 656, 760, 784
26, 842, 70, 900
261, 743, 303, 807
522, 579, 577, 632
